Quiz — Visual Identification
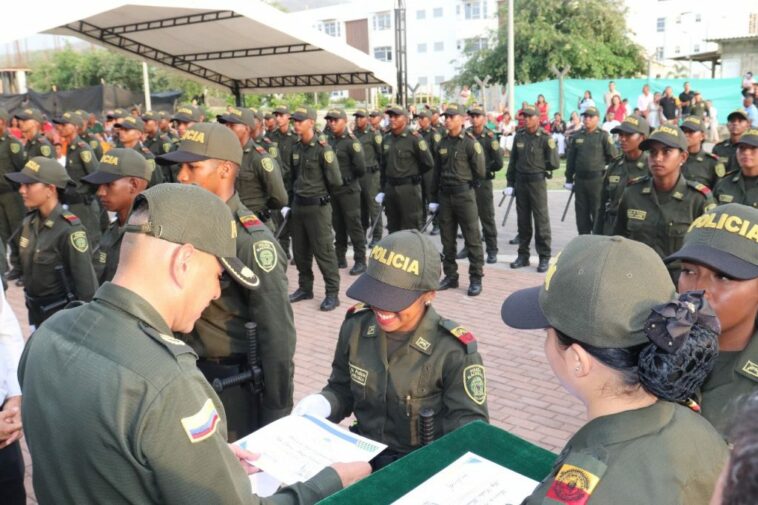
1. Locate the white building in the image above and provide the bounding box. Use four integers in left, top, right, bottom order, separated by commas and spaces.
287, 0, 499, 99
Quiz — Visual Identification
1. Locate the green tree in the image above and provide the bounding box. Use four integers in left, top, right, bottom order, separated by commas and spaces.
454, 0, 645, 85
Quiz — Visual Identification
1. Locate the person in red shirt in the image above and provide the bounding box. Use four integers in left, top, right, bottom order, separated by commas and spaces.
535, 94, 550, 133
607, 95, 627, 122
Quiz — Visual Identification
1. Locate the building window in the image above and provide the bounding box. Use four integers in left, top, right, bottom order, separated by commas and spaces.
418, 43, 427, 53
416, 9, 426, 20
693, 44, 700, 53
462, 37, 488, 54
433, 7, 443, 17
322, 20, 340, 37
675, 45, 681, 55
374, 46, 392, 62
418, 76, 428, 85
434, 41, 444, 51
656, 17, 665, 32
435, 75, 445, 84
373, 11, 391, 31
655, 46, 664, 60
463, 1, 483, 20
695, 13, 701, 22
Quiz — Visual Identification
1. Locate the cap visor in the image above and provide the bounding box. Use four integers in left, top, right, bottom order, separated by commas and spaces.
219, 256, 260, 290
14, 113, 33, 121
4, 172, 40, 185
501, 286, 549, 329
665, 244, 758, 280
113, 124, 138, 130
346, 274, 423, 312
155, 150, 209, 165
611, 123, 638, 135
640, 138, 681, 150
217, 115, 244, 125
52, 119, 72, 125
81, 171, 123, 185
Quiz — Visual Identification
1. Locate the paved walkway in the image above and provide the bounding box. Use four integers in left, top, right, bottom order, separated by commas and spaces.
10, 189, 585, 503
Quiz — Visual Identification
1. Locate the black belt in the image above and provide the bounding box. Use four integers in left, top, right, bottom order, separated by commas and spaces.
199, 355, 246, 366
387, 175, 421, 186
576, 171, 604, 180
24, 292, 69, 312
294, 194, 330, 206
516, 172, 547, 181
440, 183, 474, 195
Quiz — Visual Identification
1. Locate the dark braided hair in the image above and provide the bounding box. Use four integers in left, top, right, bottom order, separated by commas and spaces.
721, 391, 758, 505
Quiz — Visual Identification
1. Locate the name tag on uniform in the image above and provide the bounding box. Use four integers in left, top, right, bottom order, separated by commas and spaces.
439, 148, 448, 156
515, 142, 524, 149
292, 153, 300, 161
575, 138, 584, 144
718, 194, 734, 203
627, 209, 647, 220
19, 236, 29, 249
98, 251, 107, 263
608, 175, 620, 184
349, 363, 369, 386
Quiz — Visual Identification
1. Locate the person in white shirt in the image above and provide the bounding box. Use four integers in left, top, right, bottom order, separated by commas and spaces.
604, 81, 621, 109
648, 92, 661, 129
637, 84, 654, 119
0, 287, 25, 504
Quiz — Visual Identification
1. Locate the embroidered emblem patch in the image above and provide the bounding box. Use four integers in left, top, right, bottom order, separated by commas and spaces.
180, 399, 220, 443
81, 151, 92, 163
492, 139, 500, 151
349, 363, 369, 386
261, 157, 274, 173
160, 334, 185, 346
415, 336, 431, 351
352, 142, 362, 153
473, 142, 483, 154
253, 240, 278, 273
10, 143, 20, 154
742, 360, 758, 378
70, 230, 88, 253
627, 209, 647, 221
463, 365, 486, 405
324, 151, 335, 163
19, 236, 29, 249
40, 145, 52, 157
545, 463, 601, 505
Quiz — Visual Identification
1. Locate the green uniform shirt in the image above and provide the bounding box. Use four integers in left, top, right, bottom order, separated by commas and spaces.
467, 126, 503, 179
712, 139, 740, 174
270, 128, 297, 188
19, 282, 342, 505
565, 128, 618, 183
683, 149, 724, 189
321, 305, 489, 454
418, 127, 442, 163
0, 132, 25, 193
144, 132, 174, 158
130, 142, 164, 187
186, 193, 296, 425
506, 129, 559, 186
80, 132, 104, 161
291, 135, 342, 198
381, 128, 435, 185
93, 218, 125, 284
595, 152, 649, 235
700, 328, 758, 436
524, 401, 727, 505
329, 131, 366, 194
238, 139, 288, 212
713, 170, 758, 208
65, 136, 99, 195
432, 131, 486, 201
24, 134, 54, 161
17, 204, 97, 301
614, 175, 715, 260
354, 125, 383, 169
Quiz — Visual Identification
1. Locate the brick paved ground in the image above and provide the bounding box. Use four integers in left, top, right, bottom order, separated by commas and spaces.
11, 189, 585, 503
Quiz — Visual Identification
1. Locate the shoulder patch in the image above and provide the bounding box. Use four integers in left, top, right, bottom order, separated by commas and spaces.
439, 319, 477, 353
10, 142, 21, 154
237, 209, 262, 232
628, 175, 649, 186
463, 365, 487, 405
261, 157, 274, 172
546, 460, 605, 504
346, 302, 370, 317
252, 240, 278, 273
715, 162, 726, 178
40, 144, 52, 157
62, 212, 81, 225
180, 398, 221, 444
689, 181, 712, 196
80, 150, 92, 163
324, 150, 335, 164
255, 145, 267, 154
69, 230, 89, 253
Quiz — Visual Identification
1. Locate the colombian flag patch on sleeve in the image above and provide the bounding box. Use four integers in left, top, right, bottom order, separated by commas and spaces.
180, 399, 220, 443
545, 463, 601, 505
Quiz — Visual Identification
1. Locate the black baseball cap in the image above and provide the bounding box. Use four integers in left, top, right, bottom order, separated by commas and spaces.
640, 125, 688, 151
5, 157, 73, 189
156, 123, 243, 165
82, 148, 152, 185
611, 115, 650, 136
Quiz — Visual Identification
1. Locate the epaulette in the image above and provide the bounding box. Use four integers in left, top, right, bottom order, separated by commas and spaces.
348, 131, 357, 140
139, 321, 196, 359
627, 175, 649, 185
77, 141, 88, 149
464, 131, 477, 140
261, 136, 273, 145
346, 302, 370, 318
438, 319, 477, 354
62, 212, 81, 225
410, 130, 421, 137
255, 145, 267, 155
487, 130, 495, 138
237, 208, 262, 234
707, 152, 719, 161
318, 138, 328, 146
688, 180, 712, 196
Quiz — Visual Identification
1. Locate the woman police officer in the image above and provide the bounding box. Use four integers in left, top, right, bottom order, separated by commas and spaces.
5, 157, 97, 327
294, 230, 488, 469
665, 203, 758, 437
502, 235, 726, 504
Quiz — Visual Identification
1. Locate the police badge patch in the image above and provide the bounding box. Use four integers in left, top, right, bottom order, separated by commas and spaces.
81, 151, 92, 163
40, 145, 52, 157
253, 240, 278, 273
70, 230, 89, 253
324, 151, 335, 163
10, 143, 20, 154
261, 158, 274, 172
463, 365, 486, 405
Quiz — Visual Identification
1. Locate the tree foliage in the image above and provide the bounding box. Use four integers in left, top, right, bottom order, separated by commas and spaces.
454, 0, 646, 86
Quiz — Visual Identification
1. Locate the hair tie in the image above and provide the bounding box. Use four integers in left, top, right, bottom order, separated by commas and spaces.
644, 290, 720, 354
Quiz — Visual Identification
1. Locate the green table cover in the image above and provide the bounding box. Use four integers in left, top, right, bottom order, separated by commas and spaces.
318, 421, 557, 504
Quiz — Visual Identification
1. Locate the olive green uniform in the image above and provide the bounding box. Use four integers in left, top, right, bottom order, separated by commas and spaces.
506, 128, 558, 260
238, 139, 288, 232
381, 128, 435, 232
80, 132, 103, 161
418, 126, 442, 225
16, 204, 97, 325
322, 305, 488, 460
183, 194, 296, 440
0, 132, 25, 246
329, 131, 367, 265
524, 401, 727, 505
712, 139, 740, 174
354, 124, 383, 243
19, 282, 342, 505
700, 328, 758, 437
713, 170, 758, 208
682, 149, 724, 189
595, 152, 649, 235
613, 175, 715, 277
270, 127, 297, 251
24, 134, 54, 160
129, 142, 164, 187
144, 132, 174, 181
467, 126, 503, 255
63, 137, 102, 245
433, 131, 486, 280
566, 128, 618, 234
290, 135, 343, 296
92, 219, 125, 284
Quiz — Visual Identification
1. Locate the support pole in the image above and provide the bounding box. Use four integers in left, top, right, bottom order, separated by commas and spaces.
507, 0, 515, 114
142, 61, 152, 111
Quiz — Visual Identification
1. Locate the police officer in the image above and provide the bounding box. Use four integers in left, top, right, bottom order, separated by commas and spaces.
158, 124, 297, 439
414, 108, 441, 237
157, 110, 179, 144
294, 230, 488, 469
377, 104, 435, 232
713, 128, 758, 208
81, 148, 150, 284
502, 234, 727, 504
14, 107, 53, 160
666, 204, 758, 437
5, 157, 97, 326
325, 108, 367, 274
142, 110, 175, 162
0, 109, 25, 249
263, 110, 276, 138
287, 107, 343, 311
428, 106, 447, 137
713, 110, 749, 175
467, 104, 503, 263
218, 106, 287, 232
353, 108, 383, 247
75, 110, 104, 161
681, 115, 725, 188
105, 108, 128, 148
269, 105, 298, 256
565, 106, 618, 234
505, 104, 558, 273
369, 109, 385, 134
114, 115, 163, 187
172, 104, 202, 139
431, 104, 486, 296
614, 126, 716, 279
595, 114, 650, 235
54, 111, 102, 246
19, 183, 369, 504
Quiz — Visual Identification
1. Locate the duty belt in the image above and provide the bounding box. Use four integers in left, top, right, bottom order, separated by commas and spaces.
387, 175, 421, 186
516, 172, 547, 181
24, 292, 69, 313
575, 171, 605, 180
294, 193, 330, 206
199, 354, 246, 366
440, 182, 474, 195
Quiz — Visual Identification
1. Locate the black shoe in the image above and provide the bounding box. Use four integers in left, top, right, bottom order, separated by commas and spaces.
456, 247, 468, 259
430, 224, 440, 236
6, 269, 20, 281
438, 276, 459, 290
289, 258, 296, 266
349, 262, 367, 275
486, 251, 497, 264
510, 256, 530, 269
467, 279, 482, 297
337, 257, 348, 269
508, 235, 520, 245
537, 257, 551, 273
289, 288, 314, 303
320, 294, 340, 311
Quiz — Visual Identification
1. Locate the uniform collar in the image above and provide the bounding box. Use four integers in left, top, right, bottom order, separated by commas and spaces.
735, 328, 758, 382
94, 282, 173, 336
243, 138, 255, 153
32, 203, 64, 228
225, 192, 244, 214
364, 306, 441, 355
568, 401, 675, 449
671, 174, 688, 200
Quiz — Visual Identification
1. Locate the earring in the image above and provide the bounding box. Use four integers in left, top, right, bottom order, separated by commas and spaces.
424, 300, 431, 307
575, 366, 580, 372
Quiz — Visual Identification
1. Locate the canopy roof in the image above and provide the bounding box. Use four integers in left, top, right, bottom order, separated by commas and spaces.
5, 0, 395, 95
